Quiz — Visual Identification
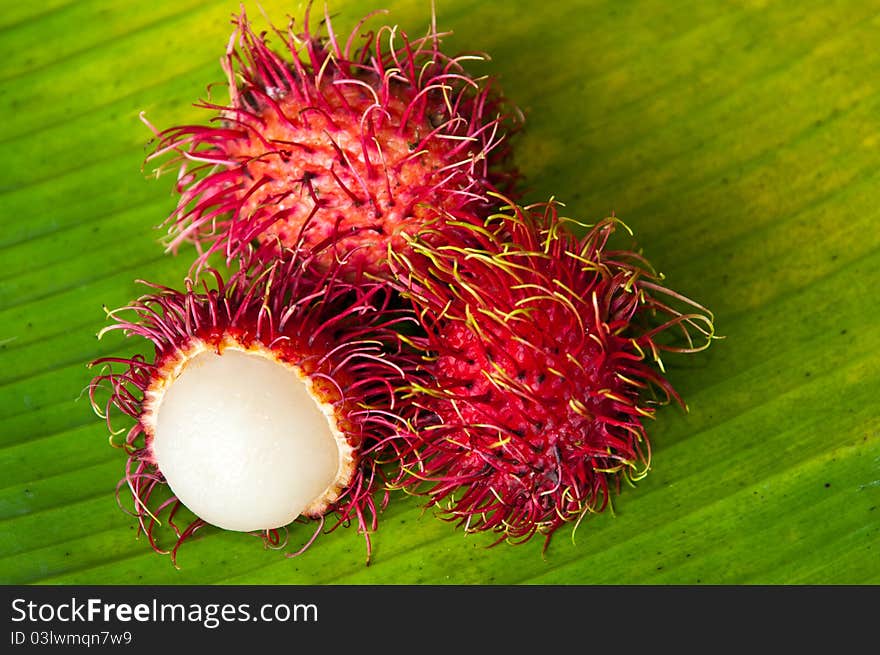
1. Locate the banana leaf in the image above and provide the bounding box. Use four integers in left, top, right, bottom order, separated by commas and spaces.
1, 0, 878, 585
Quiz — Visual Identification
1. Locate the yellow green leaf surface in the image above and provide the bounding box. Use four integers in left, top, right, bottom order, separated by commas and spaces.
1, 0, 878, 584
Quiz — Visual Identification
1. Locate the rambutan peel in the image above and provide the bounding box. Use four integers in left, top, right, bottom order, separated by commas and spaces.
146, 6, 519, 277
388, 200, 715, 547
90, 248, 419, 562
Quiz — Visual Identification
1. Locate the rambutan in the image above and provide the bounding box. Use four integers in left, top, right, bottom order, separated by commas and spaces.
387, 200, 715, 548
89, 247, 419, 564
145, 6, 519, 278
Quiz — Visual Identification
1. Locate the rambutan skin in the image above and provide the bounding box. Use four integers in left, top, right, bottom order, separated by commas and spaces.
147, 6, 520, 277
89, 246, 421, 563
388, 200, 715, 546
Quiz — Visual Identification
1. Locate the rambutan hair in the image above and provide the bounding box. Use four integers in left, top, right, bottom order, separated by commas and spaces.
89, 245, 421, 564
387, 199, 715, 548
145, 5, 520, 277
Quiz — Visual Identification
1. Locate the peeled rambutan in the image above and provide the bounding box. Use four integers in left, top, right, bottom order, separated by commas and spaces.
387, 200, 716, 548
145, 6, 519, 278
89, 246, 419, 563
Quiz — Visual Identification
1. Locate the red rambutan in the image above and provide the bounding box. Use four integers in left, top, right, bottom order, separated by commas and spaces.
89, 246, 419, 564
145, 5, 519, 278
387, 199, 716, 548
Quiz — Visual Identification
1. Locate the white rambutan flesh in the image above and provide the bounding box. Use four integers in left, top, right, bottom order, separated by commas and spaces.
91, 249, 420, 561
146, 345, 351, 533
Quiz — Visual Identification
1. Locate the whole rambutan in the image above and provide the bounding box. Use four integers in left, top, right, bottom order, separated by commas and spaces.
387, 200, 715, 548
146, 6, 519, 278
89, 246, 419, 564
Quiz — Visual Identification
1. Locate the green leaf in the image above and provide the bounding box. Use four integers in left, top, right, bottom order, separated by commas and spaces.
1, 0, 878, 585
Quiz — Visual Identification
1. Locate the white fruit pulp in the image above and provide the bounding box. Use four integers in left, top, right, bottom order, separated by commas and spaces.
149, 346, 344, 532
